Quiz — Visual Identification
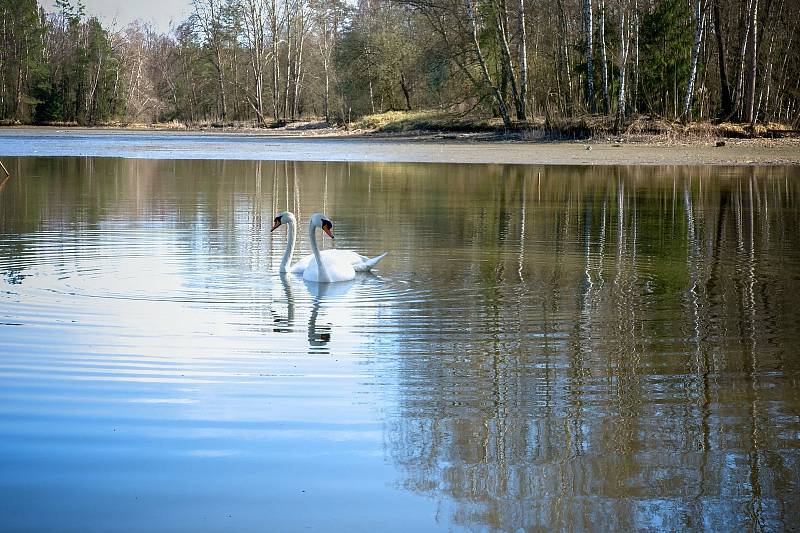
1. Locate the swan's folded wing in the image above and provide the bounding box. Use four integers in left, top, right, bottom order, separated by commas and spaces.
297, 249, 387, 273
295, 250, 360, 273
323, 250, 366, 265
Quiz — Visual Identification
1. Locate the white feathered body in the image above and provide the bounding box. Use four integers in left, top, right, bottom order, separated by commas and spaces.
291, 249, 386, 274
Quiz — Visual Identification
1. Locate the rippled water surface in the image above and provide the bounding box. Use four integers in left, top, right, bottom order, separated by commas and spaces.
1, 158, 800, 531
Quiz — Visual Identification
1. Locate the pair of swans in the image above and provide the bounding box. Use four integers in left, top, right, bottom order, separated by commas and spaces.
271, 211, 387, 283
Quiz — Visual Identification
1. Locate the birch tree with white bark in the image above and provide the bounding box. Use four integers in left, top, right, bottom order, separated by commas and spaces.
682, 0, 705, 121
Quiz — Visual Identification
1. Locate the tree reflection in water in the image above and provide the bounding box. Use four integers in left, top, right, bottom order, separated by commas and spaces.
382, 166, 800, 531
1, 158, 798, 530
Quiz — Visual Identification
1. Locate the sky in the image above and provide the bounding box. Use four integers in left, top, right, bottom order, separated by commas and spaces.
43, 0, 193, 33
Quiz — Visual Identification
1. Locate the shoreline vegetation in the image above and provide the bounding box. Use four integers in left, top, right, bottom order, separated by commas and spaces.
2, 1, 798, 149
4, 110, 798, 140
2, 111, 798, 166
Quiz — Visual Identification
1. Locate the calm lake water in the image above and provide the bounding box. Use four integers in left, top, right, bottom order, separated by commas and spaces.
1, 157, 799, 531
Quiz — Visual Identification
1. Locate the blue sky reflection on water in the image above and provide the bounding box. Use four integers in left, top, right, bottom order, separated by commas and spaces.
1, 266, 439, 530
0, 176, 440, 530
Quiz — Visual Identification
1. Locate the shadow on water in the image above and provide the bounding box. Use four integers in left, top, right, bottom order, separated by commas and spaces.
1, 157, 799, 531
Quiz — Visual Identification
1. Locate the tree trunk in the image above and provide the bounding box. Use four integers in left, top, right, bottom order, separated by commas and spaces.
271, 0, 279, 120
495, 0, 521, 119
615, 8, 629, 134
216, 47, 227, 120
292, 5, 307, 120
283, 0, 292, 119
184, 49, 198, 123
316, 6, 333, 123
1, 10, 6, 118
770, 15, 795, 123
556, 0, 573, 115
193, 0, 229, 121
633, 2, 639, 113
400, 72, 411, 110
583, 0, 595, 112
322, 42, 330, 121
516, 0, 528, 119
465, 0, 512, 127
323, 68, 330, 121
758, 20, 774, 121
743, 0, 758, 123
712, 0, 733, 117
88, 53, 102, 123
368, 79, 375, 114
231, 41, 240, 119
682, 0, 705, 121
734, 0, 752, 119
758, 0, 784, 121
243, 0, 266, 124
599, 0, 610, 114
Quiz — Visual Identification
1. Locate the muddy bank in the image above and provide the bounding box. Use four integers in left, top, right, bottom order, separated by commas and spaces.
0, 126, 797, 165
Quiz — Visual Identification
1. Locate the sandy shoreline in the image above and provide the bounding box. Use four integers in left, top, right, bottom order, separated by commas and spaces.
0, 126, 797, 165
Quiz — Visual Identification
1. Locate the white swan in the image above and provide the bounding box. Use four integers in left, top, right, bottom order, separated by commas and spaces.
271, 211, 387, 282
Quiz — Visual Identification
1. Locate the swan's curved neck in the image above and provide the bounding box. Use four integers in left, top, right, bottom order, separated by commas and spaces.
279, 218, 296, 273
309, 221, 329, 282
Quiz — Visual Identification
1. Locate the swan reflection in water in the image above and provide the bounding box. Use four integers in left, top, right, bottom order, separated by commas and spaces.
304, 278, 355, 352
272, 272, 358, 352
271, 273, 295, 333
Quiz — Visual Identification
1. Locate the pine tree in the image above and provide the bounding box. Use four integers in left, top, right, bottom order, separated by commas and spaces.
639, 0, 692, 118
0, 0, 45, 121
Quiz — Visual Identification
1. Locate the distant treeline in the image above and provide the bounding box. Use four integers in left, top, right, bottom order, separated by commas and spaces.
1, 0, 798, 128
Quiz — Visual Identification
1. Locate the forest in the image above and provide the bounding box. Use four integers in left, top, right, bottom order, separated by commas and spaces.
0, 0, 798, 131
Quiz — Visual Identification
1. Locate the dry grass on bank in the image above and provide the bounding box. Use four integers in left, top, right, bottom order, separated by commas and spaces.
350, 110, 503, 133
348, 110, 798, 141
5, 111, 796, 144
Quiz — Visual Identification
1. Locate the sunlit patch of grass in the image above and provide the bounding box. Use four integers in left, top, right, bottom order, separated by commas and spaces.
351, 110, 502, 132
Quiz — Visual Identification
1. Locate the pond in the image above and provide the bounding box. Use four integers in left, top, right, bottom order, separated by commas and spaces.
1, 157, 799, 531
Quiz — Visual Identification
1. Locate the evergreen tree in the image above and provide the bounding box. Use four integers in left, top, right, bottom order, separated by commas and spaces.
0, 0, 45, 121
2, 0, 800, 126
638, 0, 691, 118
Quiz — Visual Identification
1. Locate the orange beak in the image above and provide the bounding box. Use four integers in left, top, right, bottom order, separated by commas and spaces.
323, 226, 335, 239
